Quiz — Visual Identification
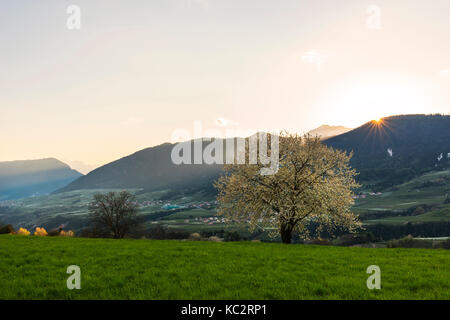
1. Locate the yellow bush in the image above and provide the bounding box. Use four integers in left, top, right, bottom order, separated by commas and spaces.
17, 228, 30, 236
189, 233, 202, 241
34, 227, 48, 236
60, 230, 75, 237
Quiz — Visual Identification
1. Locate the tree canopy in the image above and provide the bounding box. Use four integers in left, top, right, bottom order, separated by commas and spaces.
215, 133, 361, 243
88, 191, 143, 239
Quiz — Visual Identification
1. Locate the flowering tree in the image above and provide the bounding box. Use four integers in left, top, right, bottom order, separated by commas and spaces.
215, 133, 361, 244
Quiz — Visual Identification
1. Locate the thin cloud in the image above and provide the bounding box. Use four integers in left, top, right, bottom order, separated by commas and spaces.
214, 117, 239, 127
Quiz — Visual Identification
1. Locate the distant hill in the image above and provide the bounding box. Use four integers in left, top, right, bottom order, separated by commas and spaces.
324, 114, 450, 189
307, 125, 352, 139
0, 158, 82, 200
63, 160, 101, 175
57, 141, 223, 197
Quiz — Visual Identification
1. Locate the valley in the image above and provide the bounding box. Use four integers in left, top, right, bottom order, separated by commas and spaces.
1, 169, 450, 240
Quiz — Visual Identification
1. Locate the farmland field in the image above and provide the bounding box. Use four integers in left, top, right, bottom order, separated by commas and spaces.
0, 235, 449, 300
353, 170, 450, 224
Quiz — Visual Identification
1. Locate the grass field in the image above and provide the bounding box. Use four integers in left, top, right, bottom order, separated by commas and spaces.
1, 235, 449, 300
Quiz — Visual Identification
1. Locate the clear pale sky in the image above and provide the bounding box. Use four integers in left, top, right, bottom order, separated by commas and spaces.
1, 0, 449, 173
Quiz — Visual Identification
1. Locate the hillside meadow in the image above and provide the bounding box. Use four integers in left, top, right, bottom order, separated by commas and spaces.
0, 235, 449, 300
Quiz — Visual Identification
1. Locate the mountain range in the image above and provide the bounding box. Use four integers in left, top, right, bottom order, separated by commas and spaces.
2, 116, 449, 201
57, 115, 450, 196
0, 158, 82, 200
325, 114, 450, 189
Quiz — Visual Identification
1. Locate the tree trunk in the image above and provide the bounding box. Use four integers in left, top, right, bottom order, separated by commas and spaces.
280, 224, 293, 244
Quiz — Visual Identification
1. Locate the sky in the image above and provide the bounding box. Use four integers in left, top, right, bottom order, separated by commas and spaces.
1, 0, 449, 173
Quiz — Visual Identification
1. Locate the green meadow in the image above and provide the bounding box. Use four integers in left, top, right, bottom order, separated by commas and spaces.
354, 169, 450, 224
0, 235, 448, 300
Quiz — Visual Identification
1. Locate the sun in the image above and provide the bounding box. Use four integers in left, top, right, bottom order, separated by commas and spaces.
373, 118, 383, 125
312, 73, 443, 128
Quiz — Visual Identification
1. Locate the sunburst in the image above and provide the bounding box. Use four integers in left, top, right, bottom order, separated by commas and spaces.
372, 118, 383, 125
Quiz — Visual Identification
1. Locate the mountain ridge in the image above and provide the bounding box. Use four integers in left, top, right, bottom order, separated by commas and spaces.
306, 125, 352, 139
57, 114, 450, 195
324, 114, 450, 188
0, 158, 82, 200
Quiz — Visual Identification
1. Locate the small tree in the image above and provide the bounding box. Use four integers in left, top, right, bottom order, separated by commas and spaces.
215, 133, 361, 244
0, 224, 15, 234
88, 191, 143, 239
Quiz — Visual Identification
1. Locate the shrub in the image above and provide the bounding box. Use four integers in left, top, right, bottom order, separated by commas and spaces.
387, 235, 433, 248
47, 229, 61, 237
189, 233, 202, 241
17, 228, 30, 236
147, 225, 190, 240
34, 227, 48, 236
307, 237, 330, 245
334, 233, 374, 246
432, 238, 450, 249
200, 230, 225, 238
0, 224, 15, 234
78, 226, 113, 238
223, 231, 246, 242
441, 238, 450, 249
412, 206, 425, 215
60, 230, 75, 237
